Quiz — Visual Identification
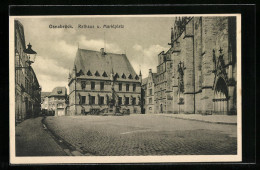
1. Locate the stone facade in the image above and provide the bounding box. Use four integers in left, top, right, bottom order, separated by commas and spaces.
15, 20, 41, 123
151, 16, 237, 115
41, 96, 49, 112
68, 48, 142, 115
41, 92, 50, 110
154, 49, 174, 114
47, 87, 67, 116
145, 69, 156, 114
141, 77, 148, 114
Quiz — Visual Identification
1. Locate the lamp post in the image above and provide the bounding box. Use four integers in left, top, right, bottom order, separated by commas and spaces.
24, 43, 37, 66
15, 43, 37, 122
16, 43, 37, 70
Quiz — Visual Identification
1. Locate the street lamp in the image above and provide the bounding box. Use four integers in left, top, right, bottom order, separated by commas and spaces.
15, 43, 37, 70
15, 42, 37, 122
24, 43, 37, 66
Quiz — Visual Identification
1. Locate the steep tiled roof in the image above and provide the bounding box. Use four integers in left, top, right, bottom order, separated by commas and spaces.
73, 48, 139, 82
49, 87, 67, 97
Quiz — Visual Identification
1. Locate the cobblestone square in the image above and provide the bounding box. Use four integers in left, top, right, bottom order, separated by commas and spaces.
44, 114, 237, 156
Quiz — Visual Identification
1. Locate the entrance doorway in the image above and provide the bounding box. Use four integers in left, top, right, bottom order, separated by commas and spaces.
213, 77, 228, 114
160, 104, 163, 113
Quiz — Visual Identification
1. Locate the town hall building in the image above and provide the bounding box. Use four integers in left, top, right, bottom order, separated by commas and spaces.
68, 48, 142, 115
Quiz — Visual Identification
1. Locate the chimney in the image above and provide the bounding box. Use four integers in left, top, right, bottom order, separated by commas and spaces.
149, 69, 152, 73
100, 48, 105, 55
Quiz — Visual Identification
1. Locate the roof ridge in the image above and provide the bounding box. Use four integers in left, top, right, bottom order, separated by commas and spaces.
72, 48, 138, 80
79, 48, 125, 56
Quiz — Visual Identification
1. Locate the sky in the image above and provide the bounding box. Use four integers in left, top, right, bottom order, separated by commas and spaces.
18, 16, 174, 92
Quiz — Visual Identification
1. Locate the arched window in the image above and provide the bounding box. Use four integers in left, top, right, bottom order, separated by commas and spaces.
213, 77, 228, 115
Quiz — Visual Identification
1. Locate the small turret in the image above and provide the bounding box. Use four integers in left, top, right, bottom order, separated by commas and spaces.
73, 65, 77, 77
139, 70, 142, 84
168, 27, 174, 47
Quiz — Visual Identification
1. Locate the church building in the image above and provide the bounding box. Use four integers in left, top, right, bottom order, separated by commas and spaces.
68, 48, 142, 115
153, 16, 237, 115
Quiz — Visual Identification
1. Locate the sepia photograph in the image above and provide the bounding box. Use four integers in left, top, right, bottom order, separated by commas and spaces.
9, 14, 241, 164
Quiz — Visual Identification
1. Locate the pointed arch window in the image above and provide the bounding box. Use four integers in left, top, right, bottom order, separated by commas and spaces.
95, 71, 100, 76
122, 73, 126, 79
87, 70, 92, 76
128, 74, 133, 79
102, 71, 108, 77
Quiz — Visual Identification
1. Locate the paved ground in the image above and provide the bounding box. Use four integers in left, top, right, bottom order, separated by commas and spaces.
158, 114, 237, 125
15, 117, 67, 156
44, 114, 237, 156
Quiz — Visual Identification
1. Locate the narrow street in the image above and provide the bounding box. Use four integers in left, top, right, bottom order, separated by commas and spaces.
15, 117, 67, 156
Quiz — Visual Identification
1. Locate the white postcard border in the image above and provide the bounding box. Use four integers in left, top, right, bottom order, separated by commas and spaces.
9, 14, 242, 164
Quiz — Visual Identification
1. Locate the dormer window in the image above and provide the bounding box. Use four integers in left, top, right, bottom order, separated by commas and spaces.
95, 71, 100, 76
102, 71, 108, 77
128, 74, 133, 79
135, 75, 139, 80
87, 70, 92, 76
77, 70, 84, 76
114, 73, 119, 79
122, 73, 126, 79
57, 90, 62, 94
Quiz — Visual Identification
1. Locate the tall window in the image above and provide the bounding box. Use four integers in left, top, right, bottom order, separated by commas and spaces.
89, 96, 95, 105
81, 81, 86, 90
133, 84, 136, 91
91, 82, 95, 90
119, 83, 122, 91
149, 98, 152, 104
99, 96, 104, 105
149, 89, 152, 95
132, 97, 136, 105
81, 96, 86, 104
118, 97, 122, 105
125, 97, 129, 105
126, 84, 129, 91
100, 82, 104, 90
